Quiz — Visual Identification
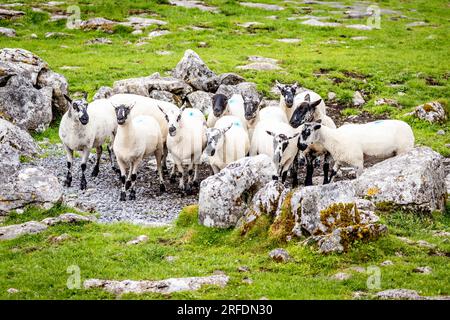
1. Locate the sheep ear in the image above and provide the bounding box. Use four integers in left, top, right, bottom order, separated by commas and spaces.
82, 92, 88, 100
310, 99, 322, 109
63, 94, 72, 104
266, 130, 276, 137
157, 105, 169, 121
288, 133, 300, 140
313, 124, 322, 130
292, 82, 299, 90
128, 102, 136, 110
275, 80, 283, 91
223, 123, 233, 134
304, 93, 310, 102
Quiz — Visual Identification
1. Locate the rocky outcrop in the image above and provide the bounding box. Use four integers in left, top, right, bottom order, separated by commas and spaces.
149, 90, 180, 106
198, 155, 277, 228
0, 167, 63, 214
0, 48, 69, 131
411, 101, 447, 123
354, 147, 446, 213
93, 86, 113, 100
84, 274, 229, 295
186, 90, 213, 115
172, 49, 219, 92
216, 82, 261, 103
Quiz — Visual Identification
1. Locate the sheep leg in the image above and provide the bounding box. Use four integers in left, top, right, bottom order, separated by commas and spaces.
290, 155, 299, 188
328, 162, 342, 183
128, 160, 140, 201
323, 152, 331, 184
192, 164, 199, 187
117, 158, 128, 201
155, 148, 166, 192
304, 154, 314, 186
162, 143, 169, 174
91, 146, 102, 177
107, 144, 120, 176
63, 145, 74, 187
176, 162, 186, 194
80, 148, 90, 190
185, 163, 194, 195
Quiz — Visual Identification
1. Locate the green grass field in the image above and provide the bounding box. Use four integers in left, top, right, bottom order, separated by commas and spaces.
0, 0, 449, 299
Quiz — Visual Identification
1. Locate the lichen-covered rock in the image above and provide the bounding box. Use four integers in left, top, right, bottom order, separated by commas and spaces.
84, 274, 229, 295
0, 167, 63, 214
0, 27, 16, 37
0, 118, 39, 156
412, 101, 447, 123
149, 90, 180, 106
354, 147, 447, 213
172, 49, 219, 92
216, 82, 261, 103
80, 17, 116, 31
41, 213, 96, 226
0, 48, 69, 129
0, 144, 20, 178
93, 86, 113, 100
219, 73, 245, 86
186, 90, 213, 115
0, 221, 48, 240
268, 248, 291, 262
199, 155, 277, 228
376, 289, 422, 300
113, 72, 192, 98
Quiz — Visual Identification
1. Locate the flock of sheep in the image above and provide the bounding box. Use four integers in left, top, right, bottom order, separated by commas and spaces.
59, 83, 415, 201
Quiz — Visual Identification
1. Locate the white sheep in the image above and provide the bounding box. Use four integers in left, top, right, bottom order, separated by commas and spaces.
276, 81, 299, 119
112, 102, 165, 201
108, 93, 179, 171
59, 94, 117, 190
205, 115, 250, 174
207, 93, 248, 130
250, 119, 299, 182
259, 106, 288, 123
158, 106, 207, 194
298, 119, 415, 180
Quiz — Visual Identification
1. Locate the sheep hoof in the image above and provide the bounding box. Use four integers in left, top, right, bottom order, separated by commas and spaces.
80, 179, 87, 190
185, 184, 193, 196
170, 175, 176, 184
272, 175, 278, 181
192, 180, 199, 188
119, 192, 126, 201
125, 180, 131, 190
159, 184, 166, 192
64, 178, 72, 187
129, 191, 136, 201
91, 167, 99, 177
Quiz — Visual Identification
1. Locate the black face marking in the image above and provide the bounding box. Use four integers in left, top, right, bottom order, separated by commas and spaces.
282, 141, 288, 152
279, 84, 298, 107
243, 98, 259, 120
290, 102, 314, 128
120, 175, 126, 184
72, 99, 89, 125
212, 94, 228, 117
81, 163, 86, 171
115, 105, 131, 125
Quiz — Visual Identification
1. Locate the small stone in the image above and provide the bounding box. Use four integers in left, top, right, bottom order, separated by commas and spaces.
269, 248, 291, 263
156, 50, 172, 56
48, 233, 71, 244
381, 260, 393, 266
197, 41, 208, 48
45, 32, 71, 38
237, 21, 262, 28
277, 38, 301, 44
131, 29, 143, 35
16, 209, 24, 214
377, 289, 422, 300
406, 21, 428, 28
30, 33, 38, 39
165, 255, 177, 262
331, 272, 351, 281
351, 36, 368, 40
7, 288, 19, 294
242, 277, 253, 284
437, 130, 445, 136
85, 37, 112, 45
237, 266, 250, 272
352, 91, 365, 107
432, 230, 450, 237
327, 92, 336, 100
126, 235, 148, 245
346, 24, 373, 31
147, 30, 171, 38
413, 266, 432, 274
348, 266, 366, 273
0, 27, 16, 37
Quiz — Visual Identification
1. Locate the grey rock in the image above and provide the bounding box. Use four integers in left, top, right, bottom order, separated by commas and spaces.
0, 144, 20, 179
219, 73, 245, 86
277, 38, 301, 43
0, 167, 63, 214
346, 24, 373, 31
352, 91, 365, 107
0, 8, 24, 19
119, 16, 167, 30
80, 17, 116, 31
301, 19, 341, 27
41, 213, 96, 226
45, 32, 71, 38
36, 69, 69, 116
0, 221, 48, 240
375, 98, 400, 108
85, 37, 112, 45
327, 92, 337, 100
0, 27, 16, 37
216, 82, 261, 104
354, 147, 447, 213
269, 248, 291, 262
172, 49, 219, 92
126, 235, 149, 245
413, 266, 432, 274
149, 90, 180, 106
436, 130, 445, 136
84, 274, 229, 295
113, 71, 193, 98
412, 101, 447, 123
406, 21, 428, 27
147, 30, 171, 38
7, 288, 19, 294
380, 260, 393, 266
331, 272, 351, 280
237, 21, 262, 28
186, 91, 213, 115
199, 155, 277, 228
377, 289, 422, 300
0, 118, 39, 156
48, 233, 71, 243
169, 0, 219, 13
93, 86, 113, 100
237, 62, 281, 71
240, 2, 284, 11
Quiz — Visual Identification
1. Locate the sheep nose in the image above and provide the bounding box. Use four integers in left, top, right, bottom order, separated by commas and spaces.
169, 126, 176, 133
298, 143, 308, 151
210, 149, 215, 156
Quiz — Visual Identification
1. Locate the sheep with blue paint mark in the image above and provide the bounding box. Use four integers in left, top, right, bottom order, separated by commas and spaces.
205, 115, 250, 174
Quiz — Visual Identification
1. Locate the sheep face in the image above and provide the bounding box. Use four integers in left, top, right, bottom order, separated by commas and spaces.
267, 131, 299, 166
162, 107, 184, 137
113, 103, 134, 125
298, 121, 322, 151
205, 124, 233, 156
64, 94, 89, 125
211, 94, 228, 117
289, 96, 322, 128
276, 81, 298, 108
243, 97, 260, 121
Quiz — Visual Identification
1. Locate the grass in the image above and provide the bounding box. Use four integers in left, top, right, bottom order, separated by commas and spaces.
0, 204, 449, 299
0, 0, 448, 155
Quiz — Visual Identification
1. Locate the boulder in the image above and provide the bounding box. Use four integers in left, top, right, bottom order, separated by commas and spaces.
0, 118, 39, 156
0, 8, 24, 19
172, 49, 219, 92
216, 82, 261, 103
412, 101, 447, 123
0, 48, 69, 129
0, 221, 48, 240
0, 167, 63, 214
218, 73, 245, 86
119, 16, 167, 30
0, 27, 16, 37
269, 248, 291, 262
354, 147, 447, 213
93, 86, 113, 100
113, 72, 192, 98
352, 91, 365, 107
186, 91, 213, 115
80, 17, 116, 31
168, 0, 219, 13
149, 90, 180, 106
198, 155, 277, 228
